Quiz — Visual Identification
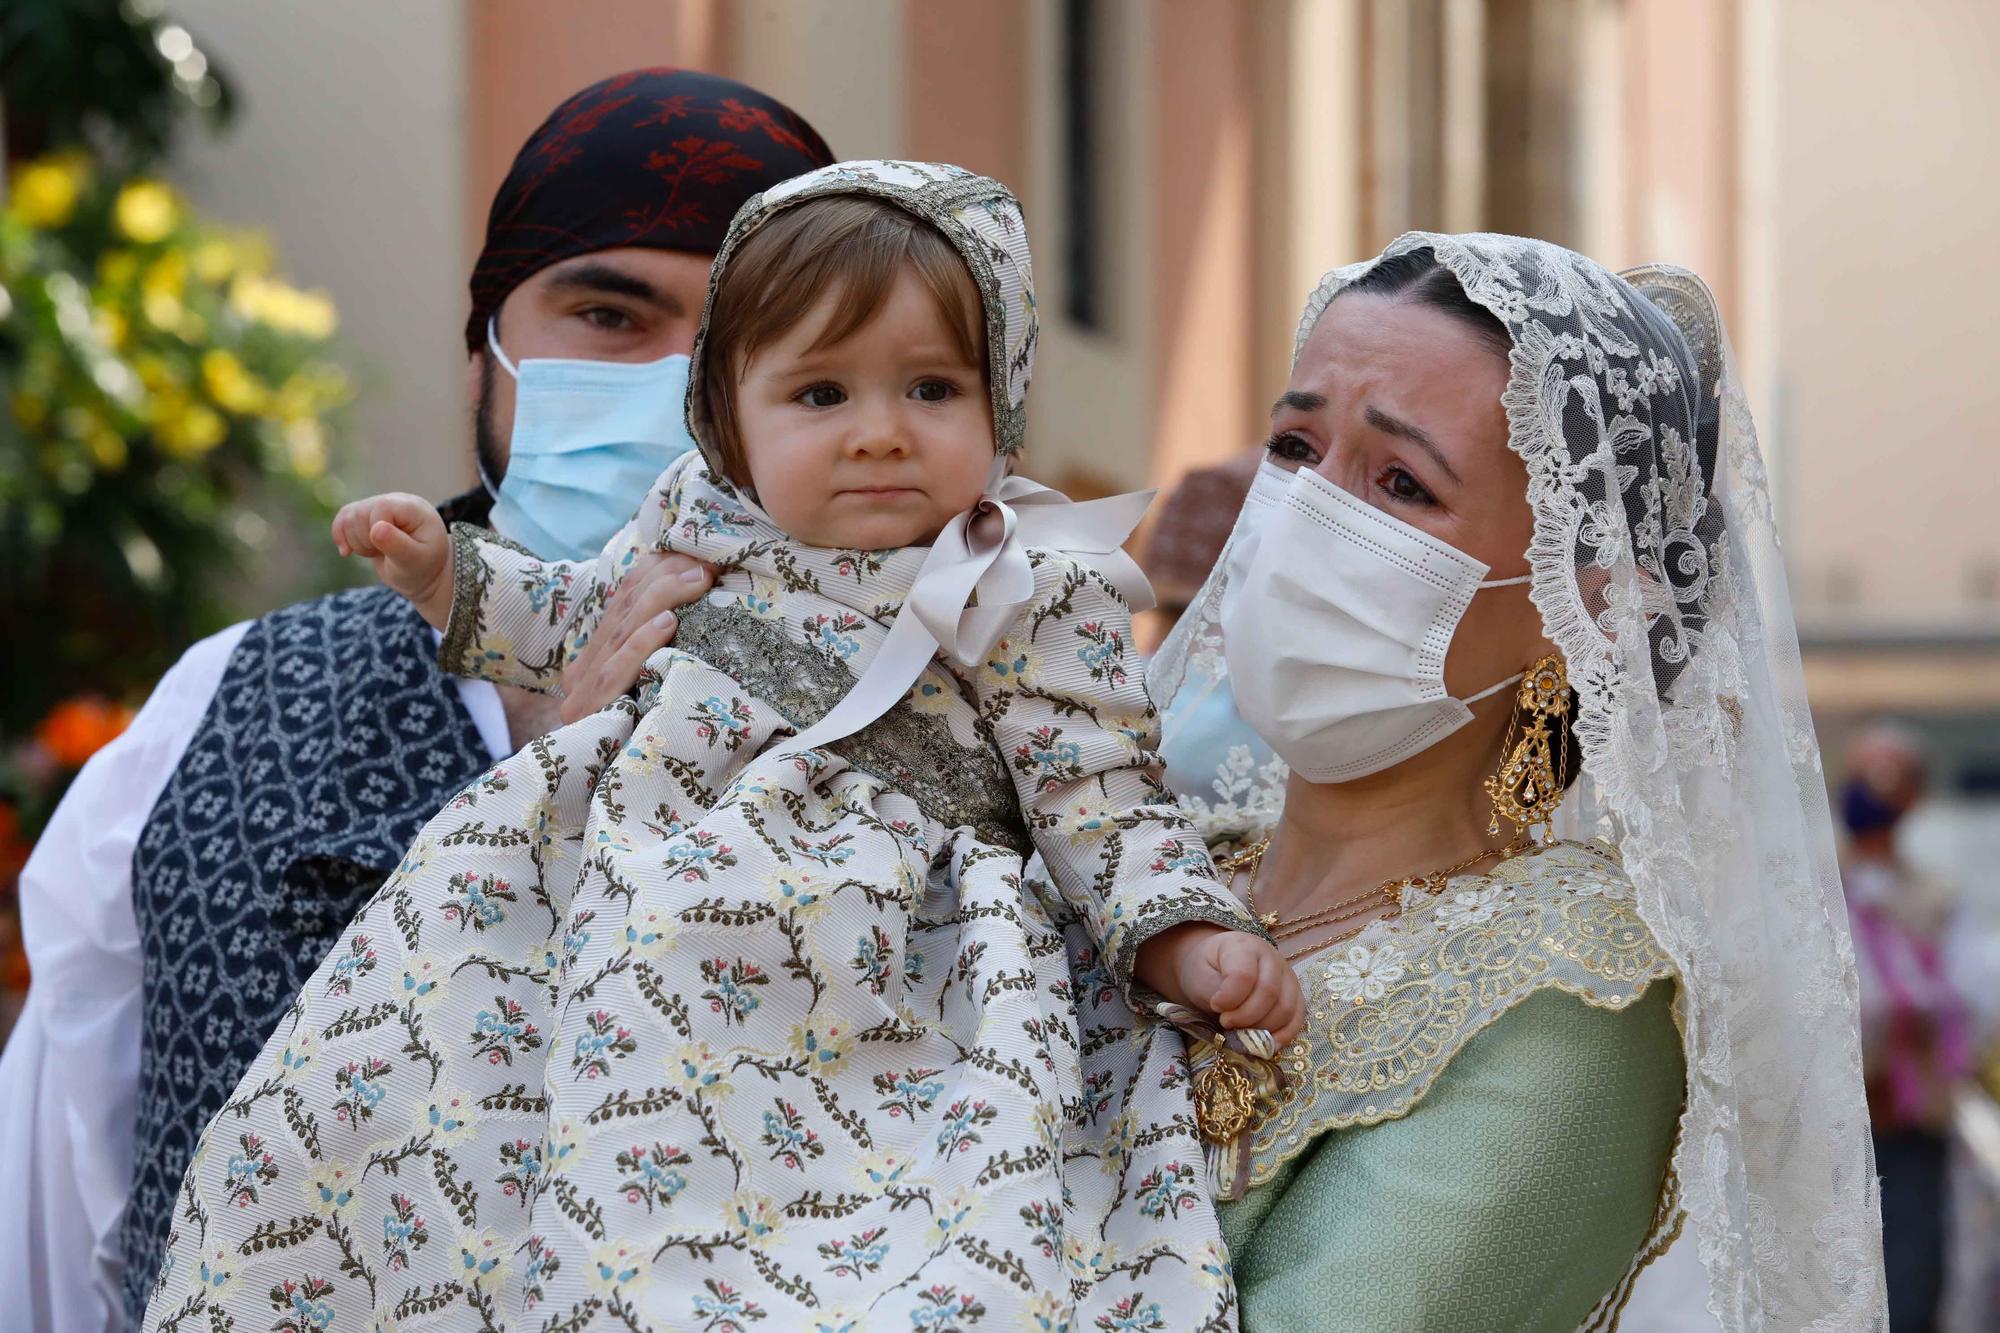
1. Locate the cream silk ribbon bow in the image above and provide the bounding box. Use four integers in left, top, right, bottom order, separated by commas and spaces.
784, 461, 1157, 755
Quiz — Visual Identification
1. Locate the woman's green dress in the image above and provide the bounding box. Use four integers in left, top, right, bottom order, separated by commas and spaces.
1217, 840, 1687, 1332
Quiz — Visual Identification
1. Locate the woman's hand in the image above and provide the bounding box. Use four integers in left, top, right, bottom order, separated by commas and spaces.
1137, 923, 1306, 1047
333, 493, 454, 629
559, 553, 718, 722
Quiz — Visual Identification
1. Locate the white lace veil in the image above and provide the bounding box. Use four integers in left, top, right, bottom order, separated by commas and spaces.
1149, 233, 1886, 1332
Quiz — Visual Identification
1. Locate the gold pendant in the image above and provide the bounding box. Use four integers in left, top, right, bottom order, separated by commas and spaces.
1192, 1058, 1255, 1144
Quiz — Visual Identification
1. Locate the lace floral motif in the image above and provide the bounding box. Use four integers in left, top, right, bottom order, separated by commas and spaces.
1217, 842, 1672, 1200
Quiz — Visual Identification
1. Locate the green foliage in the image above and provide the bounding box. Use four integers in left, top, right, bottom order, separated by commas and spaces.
0, 154, 353, 739
0, 0, 234, 166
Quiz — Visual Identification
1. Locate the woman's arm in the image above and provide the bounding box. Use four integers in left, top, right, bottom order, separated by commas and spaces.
1229, 984, 1685, 1333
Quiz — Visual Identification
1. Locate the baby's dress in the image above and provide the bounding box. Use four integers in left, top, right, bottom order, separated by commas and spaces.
145, 452, 1254, 1332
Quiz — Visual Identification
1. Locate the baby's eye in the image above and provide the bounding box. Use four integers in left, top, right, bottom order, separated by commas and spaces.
911, 379, 958, 403
798, 383, 846, 408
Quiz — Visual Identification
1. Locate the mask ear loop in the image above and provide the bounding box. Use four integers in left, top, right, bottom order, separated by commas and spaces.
477, 318, 520, 500
1458, 570, 1535, 703
1463, 672, 1525, 706
486, 317, 520, 379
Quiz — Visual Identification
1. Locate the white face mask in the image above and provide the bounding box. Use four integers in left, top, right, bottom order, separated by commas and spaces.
1221, 466, 1530, 782
1212, 460, 1293, 613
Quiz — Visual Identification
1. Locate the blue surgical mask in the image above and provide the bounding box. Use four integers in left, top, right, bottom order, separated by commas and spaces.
485, 318, 699, 562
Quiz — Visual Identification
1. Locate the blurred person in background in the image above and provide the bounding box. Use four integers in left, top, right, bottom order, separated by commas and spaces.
1842, 723, 1974, 1332
0, 68, 831, 1333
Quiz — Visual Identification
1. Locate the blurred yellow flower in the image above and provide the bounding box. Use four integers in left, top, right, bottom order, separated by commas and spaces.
132, 353, 176, 393
152, 393, 227, 458
269, 368, 350, 421
142, 290, 182, 330
57, 406, 129, 473
191, 238, 238, 284
12, 155, 88, 229
286, 419, 329, 478
13, 391, 49, 430
85, 425, 129, 472
98, 251, 141, 290
200, 349, 265, 414
142, 252, 187, 299
140, 252, 188, 329
231, 274, 338, 339
113, 180, 180, 244
94, 306, 130, 350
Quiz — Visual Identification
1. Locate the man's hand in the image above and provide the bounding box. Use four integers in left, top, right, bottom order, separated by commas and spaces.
559, 553, 717, 722
332, 493, 454, 628
1137, 923, 1305, 1047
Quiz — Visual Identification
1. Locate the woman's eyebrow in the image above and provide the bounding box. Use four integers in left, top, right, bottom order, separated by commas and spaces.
1364, 404, 1463, 484
1271, 389, 1327, 415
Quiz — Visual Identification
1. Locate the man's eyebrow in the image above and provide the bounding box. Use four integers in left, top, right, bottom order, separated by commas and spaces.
1365, 404, 1462, 484
1271, 389, 1327, 415
545, 261, 687, 315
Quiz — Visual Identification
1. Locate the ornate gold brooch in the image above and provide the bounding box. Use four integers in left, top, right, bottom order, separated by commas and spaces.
1192, 1057, 1255, 1143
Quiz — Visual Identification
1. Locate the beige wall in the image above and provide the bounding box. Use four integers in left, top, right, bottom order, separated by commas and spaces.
729, 0, 907, 161
903, 1, 1026, 190
168, 0, 471, 503
1773, 0, 2000, 631
180, 0, 2000, 646
1021, 0, 1159, 491
466, 0, 722, 259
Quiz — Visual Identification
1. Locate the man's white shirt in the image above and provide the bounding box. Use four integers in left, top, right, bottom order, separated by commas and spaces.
0, 623, 510, 1333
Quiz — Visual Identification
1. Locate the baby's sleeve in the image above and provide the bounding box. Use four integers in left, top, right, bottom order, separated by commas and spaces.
967, 553, 1264, 1002
436, 463, 684, 695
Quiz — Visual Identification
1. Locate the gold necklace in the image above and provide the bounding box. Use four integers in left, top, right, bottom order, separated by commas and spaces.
1218, 835, 1276, 928
1243, 835, 1526, 959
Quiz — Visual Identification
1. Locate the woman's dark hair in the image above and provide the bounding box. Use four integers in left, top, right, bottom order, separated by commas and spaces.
1335, 247, 1512, 361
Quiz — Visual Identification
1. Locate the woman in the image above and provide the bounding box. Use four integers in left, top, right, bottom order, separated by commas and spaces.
1150, 235, 1887, 1330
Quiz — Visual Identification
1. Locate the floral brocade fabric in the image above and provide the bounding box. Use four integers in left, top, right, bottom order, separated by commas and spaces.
1213, 840, 1676, 1201
143, 453, 1252, 1333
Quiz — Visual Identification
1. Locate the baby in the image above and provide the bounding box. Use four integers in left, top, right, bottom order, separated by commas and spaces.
146, 163, 1293, 1333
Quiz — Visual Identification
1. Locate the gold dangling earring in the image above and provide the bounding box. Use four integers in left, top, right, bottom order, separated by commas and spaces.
1484, 653, 1571, 846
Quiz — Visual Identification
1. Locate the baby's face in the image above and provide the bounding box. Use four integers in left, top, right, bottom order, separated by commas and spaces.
734, 269, 995, 549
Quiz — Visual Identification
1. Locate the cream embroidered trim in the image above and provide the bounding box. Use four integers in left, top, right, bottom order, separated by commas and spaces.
1220, 839, 1676, 1198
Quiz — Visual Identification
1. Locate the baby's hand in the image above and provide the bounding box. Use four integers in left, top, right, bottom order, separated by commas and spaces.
1138, 925, 1305, 1047
332, 492, 454, 629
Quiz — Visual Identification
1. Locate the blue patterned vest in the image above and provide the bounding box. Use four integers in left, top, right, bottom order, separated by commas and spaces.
120, 586, 494, 1321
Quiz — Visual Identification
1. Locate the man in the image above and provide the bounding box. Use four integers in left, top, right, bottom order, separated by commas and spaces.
0, 68, 832, 1331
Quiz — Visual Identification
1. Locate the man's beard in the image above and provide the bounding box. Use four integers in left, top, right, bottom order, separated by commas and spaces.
434, 352, 502, 530
473, 350, 506, 489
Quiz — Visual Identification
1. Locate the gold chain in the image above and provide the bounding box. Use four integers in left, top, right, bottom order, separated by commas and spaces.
1218, 835, 1276, 928
1239, 835, 1525, 961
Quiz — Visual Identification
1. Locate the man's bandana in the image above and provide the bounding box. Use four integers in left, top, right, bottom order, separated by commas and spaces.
464, 67, 834, 350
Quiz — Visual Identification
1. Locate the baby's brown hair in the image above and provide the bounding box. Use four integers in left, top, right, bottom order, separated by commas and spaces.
701, 196, 987, 482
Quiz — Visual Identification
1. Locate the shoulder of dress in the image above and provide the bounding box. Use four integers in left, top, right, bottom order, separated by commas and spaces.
1020, 547, 1135, 608
1496, 839, 1637, 900
1218, 838, 1675, 1199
